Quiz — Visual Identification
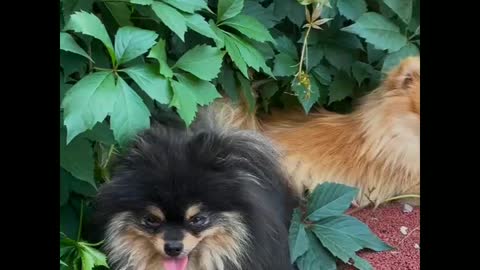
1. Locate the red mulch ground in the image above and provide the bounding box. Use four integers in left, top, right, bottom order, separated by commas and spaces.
339, 202, 420, 270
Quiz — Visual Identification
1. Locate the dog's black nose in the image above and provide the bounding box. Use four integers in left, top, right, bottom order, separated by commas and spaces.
164, 241, 183, 257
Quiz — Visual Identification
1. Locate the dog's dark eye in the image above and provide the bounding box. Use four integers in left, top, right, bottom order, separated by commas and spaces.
189, 215, 208, 227
142, 214, 162, 227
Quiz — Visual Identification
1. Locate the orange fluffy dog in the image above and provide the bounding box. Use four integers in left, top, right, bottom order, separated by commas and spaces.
210, 57, 420, 206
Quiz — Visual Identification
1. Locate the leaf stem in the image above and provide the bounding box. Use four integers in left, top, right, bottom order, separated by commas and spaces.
297, 24, 312, 77
94, 67, 114, 72
104, 144, 115, 167
408, 26, 420, 40
88, 43, 93, 73
296, 2, 326, 77
81, 240, 105, 247
100, 144, 115, 182
384, 194, 420, 203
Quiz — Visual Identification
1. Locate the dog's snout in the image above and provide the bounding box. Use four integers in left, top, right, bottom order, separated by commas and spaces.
164, 241, 183, 257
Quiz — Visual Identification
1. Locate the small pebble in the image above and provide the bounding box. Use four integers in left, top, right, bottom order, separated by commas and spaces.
400, 226, 408, 235
414, 243, 420, 249
403, 203, 413, 213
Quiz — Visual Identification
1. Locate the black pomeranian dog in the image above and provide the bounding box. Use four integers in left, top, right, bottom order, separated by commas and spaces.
92, 111, 298, 270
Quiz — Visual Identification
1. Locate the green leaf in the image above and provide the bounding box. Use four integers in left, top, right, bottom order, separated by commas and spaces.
331, 32, 365, 51
104, 1, 134, 27
328, 72, 356, 104
60, 32, 93, 62
61, 72, 117, 143
114, 26, 158, 65
307, 182, 358, 221
321, 0, 338, 19
236, 72, 256, 113
273, 53, 297, 77
69, 176, 98, 197
170, 80, 198, 125
225, 33, 273, 77
224, 35, 249, 77
60, 259, 68, 267
337, 0, 367, 21
275, 35, 298, 60
352, 61, 376, 85
123, 64, 172, 104
273, 0, 305, 26
292, 77, 321, 113
218, 63, 239, 103
217, 0, 244, 22
152, 1, 187, 41
312, 224, 373, 270
110, 77, 151, 145
80, 251, 95, 270
60, 51, 88, 77
306, 45, 323, 71
221, 15, 275, 43
91, 39, 114, 69
288, 209, 309, 264
366, 43, 385, 64
60, 243, 76, 258
259, 81, 279, 100
341, 12, 408, 52
317, 81, 330, 105
378, 1, 396, 18
251, 40, 275, 60
243, 1, 279, 29
295, 231, 337, 270
383, 0, 413, 24
147, 39, 174, 78
173, 45, 224, 81
184, 13, 219, 40
80, 121, 115, 145
324, 45, 354, 71
162, 0, 208, 13
311, 64, 332, 85
79, 244, 108, 270
60, 129, 95, 186
209, 19, 226, 48
63, 0, 95, 21
61, 168, 97, 200
382, 43, 419, 73
64, 11, 115, 64
408, 0, 420, 33
175, 74, 222, 106
130, 0, 153, 5
411, 25, 420, 38
60, 233, 77, 247
319, 215, 394, 252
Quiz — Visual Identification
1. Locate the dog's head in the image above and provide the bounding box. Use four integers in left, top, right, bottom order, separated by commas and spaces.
382, 56, 420, 114
93, 126, 292, 270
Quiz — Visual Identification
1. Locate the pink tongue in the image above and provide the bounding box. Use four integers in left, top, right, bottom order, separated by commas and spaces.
163, 257, 188, 270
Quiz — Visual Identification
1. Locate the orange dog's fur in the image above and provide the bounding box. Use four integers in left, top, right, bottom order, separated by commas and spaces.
211, 57, 420, 206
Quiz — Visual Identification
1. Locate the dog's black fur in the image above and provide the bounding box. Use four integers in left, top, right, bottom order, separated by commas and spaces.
91, 111, 298, 270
